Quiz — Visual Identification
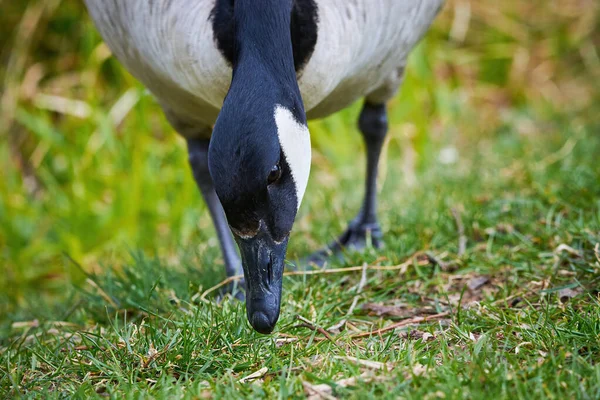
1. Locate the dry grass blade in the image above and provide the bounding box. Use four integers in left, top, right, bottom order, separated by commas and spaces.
449, 0, 471, 42
275, 337, 298, 347
327, 263, 368, 333
362, 302, 433, 319
198, 274, 243, 301
303, 372, 378, 400
296, 315, 336, 343
467, 276, 489, 291
350, 311, 451, 339
535, 138, 578, 170
11, 320, 78, 329
238, 367, 268, 384
32, 93, 92, 118
554, 243, 582, 258
303, 381, 338, 400
451, 207, 467, 256
11, 320, 39, 329
335, 356, 392, 371
85, 278, 118, 308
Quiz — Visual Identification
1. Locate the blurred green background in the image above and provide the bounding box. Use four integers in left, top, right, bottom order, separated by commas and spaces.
1, 0, 598, 319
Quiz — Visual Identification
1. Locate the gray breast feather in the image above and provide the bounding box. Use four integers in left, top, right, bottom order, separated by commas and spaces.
301, 0, 444, 116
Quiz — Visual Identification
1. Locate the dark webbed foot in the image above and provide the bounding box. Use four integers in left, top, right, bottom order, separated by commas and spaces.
334, 220, 383, 251
305, 220, 383, 267
305, 101, 388, 268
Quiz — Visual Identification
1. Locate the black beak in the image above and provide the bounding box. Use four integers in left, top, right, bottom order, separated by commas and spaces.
236, 229, 288, 334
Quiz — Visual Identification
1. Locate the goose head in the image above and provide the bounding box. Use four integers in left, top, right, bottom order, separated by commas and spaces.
208, 68, 310, 334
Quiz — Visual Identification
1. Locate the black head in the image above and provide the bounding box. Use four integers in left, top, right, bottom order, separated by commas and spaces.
208, 83, 310, 334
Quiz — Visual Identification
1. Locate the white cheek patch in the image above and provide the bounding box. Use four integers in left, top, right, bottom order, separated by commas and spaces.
274, 105, 311, 210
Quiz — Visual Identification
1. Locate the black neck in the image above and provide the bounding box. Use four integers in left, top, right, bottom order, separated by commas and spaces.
212, 0, 318, 74
226, 0, 303, 120
233, 0, 294, 71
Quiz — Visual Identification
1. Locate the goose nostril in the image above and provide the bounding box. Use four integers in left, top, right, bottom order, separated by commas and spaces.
267, 252, 273, 286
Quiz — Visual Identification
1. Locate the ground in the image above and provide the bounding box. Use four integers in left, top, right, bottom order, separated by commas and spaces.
1, 1, 599, 399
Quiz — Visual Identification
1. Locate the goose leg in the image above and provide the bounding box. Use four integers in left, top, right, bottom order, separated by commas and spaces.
187, 138, 245, 297
307, 102, 388, 266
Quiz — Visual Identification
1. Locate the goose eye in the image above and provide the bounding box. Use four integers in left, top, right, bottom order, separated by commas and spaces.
267, 163, 282, 185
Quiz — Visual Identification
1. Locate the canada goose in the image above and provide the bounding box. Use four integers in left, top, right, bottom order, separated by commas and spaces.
84, 0, 445, 334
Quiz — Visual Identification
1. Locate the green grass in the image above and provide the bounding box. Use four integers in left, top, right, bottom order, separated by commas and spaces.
1, 1, 600, 398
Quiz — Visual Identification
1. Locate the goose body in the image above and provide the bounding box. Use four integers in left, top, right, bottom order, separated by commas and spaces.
85, 0, 444, 333
86, 0, 443, 135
